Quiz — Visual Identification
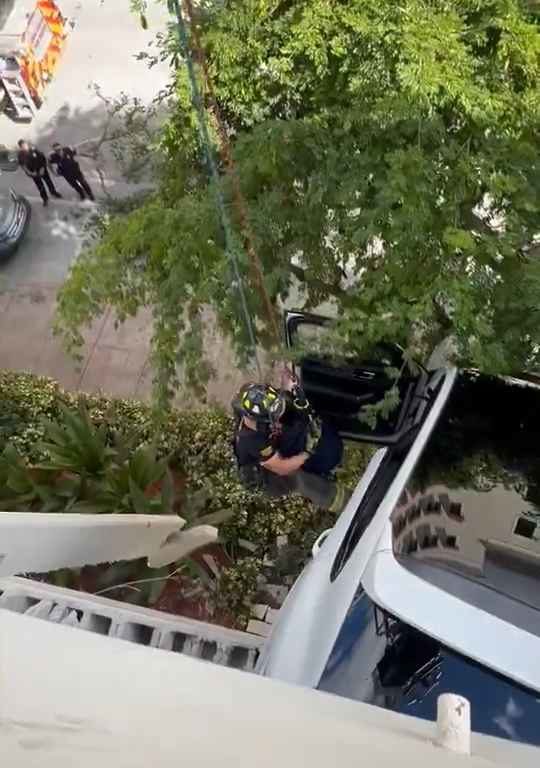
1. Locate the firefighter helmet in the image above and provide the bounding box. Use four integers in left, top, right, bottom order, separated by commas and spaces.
233, 383, 287, 424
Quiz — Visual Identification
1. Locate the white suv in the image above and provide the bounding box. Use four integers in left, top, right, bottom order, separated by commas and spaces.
257, 311, 540, 748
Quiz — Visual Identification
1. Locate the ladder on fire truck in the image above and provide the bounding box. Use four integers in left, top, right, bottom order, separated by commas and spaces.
0, 0, 67, 122
0, 61, 37, 120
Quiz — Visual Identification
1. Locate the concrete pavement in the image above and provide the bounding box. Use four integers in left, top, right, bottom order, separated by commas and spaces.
0, 1, 171, 403
0, 193, 90, 288
0, 282, 255, 405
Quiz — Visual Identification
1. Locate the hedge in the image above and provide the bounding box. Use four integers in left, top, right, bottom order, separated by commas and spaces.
0, 371, 373, 624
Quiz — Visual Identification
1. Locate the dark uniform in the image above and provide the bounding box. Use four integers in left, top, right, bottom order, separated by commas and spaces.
49, 146, 94, 201
234, 387, 344, 509
18, 146, 61, 206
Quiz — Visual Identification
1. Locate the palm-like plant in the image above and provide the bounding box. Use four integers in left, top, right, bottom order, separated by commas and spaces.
38, 403, 115, 476
0, 444, 41, 509
1, 403, 233, 571
74, 444, 174, 515
0, 401, 237, 608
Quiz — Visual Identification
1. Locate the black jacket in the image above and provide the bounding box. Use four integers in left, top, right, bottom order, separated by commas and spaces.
49, 147, 80, 177
19, 148, 47, 176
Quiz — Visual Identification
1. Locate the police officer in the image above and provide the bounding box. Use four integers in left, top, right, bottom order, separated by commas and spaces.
17, 140, 62, 207
232, 380, 347, 512
49, 143, 95, 201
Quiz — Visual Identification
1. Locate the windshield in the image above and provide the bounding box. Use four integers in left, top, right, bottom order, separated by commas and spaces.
391, 371, 540, 636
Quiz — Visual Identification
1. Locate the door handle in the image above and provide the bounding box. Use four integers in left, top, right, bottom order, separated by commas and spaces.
352, 370, 376, 380
312, 528, 332, 558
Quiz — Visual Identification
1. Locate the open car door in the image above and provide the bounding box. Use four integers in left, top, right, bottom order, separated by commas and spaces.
284, 310, 426, 445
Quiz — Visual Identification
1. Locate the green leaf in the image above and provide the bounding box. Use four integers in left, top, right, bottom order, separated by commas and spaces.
159, 468, 175, 515
128, 476, 151, 515
443, 227, 476, 252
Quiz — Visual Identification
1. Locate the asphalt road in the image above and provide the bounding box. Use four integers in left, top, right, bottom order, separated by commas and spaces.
0, 186, 89, 288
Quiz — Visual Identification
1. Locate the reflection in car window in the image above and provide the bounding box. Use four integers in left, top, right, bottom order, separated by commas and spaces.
291, 317, 403, 368
295, 320, 331, 347
319, 589, 540, 747
391, 372, 540, 634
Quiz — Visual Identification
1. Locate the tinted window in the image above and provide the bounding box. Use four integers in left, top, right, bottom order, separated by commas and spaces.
319, 589, 540, 746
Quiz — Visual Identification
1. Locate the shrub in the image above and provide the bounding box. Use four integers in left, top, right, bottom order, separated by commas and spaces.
0, 371, 373, 621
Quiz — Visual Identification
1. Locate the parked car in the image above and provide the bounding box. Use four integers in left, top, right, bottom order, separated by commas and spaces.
257, 310, 540, 748
0, 190, 30, 258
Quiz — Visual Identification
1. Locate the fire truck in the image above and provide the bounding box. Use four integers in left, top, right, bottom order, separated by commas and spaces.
0, 0, 67, 122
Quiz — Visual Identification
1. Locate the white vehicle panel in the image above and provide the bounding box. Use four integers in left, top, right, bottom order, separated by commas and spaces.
258, 368, 457, 686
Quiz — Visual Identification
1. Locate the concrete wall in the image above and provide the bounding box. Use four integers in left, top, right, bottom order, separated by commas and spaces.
0, 607, 538, 767
0, 576, 262, 671
0, 512, 182, 575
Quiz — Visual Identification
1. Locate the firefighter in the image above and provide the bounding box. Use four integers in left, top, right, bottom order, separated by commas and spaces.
232, 376, 347, 512
49, 143, 95, 202
17, 140, 62, 207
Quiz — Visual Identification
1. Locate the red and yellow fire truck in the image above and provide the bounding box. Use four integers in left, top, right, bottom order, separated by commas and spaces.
0, 0, 67, 122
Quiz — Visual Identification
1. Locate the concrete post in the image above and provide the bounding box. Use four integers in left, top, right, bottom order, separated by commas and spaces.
435, 693, 471, 755
0, 512, 182, 576
147, 524, 219, 568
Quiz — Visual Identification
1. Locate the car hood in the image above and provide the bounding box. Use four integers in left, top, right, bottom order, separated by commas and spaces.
0, 200, 15, 231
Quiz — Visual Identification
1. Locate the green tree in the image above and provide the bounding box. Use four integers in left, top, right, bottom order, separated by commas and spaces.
55, 0, 540, 406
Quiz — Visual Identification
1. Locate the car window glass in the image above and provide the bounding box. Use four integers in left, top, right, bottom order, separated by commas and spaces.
391, 372, 540, 632
293, 319, 401, 368
295, 320, 329, 347
331, 442, 410, 580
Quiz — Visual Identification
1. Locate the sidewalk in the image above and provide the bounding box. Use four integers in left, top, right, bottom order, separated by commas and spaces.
0, 286, 151, 397
0, 280, 254, 406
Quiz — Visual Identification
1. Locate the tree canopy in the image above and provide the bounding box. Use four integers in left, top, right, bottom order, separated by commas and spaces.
56, 0, 540, 406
